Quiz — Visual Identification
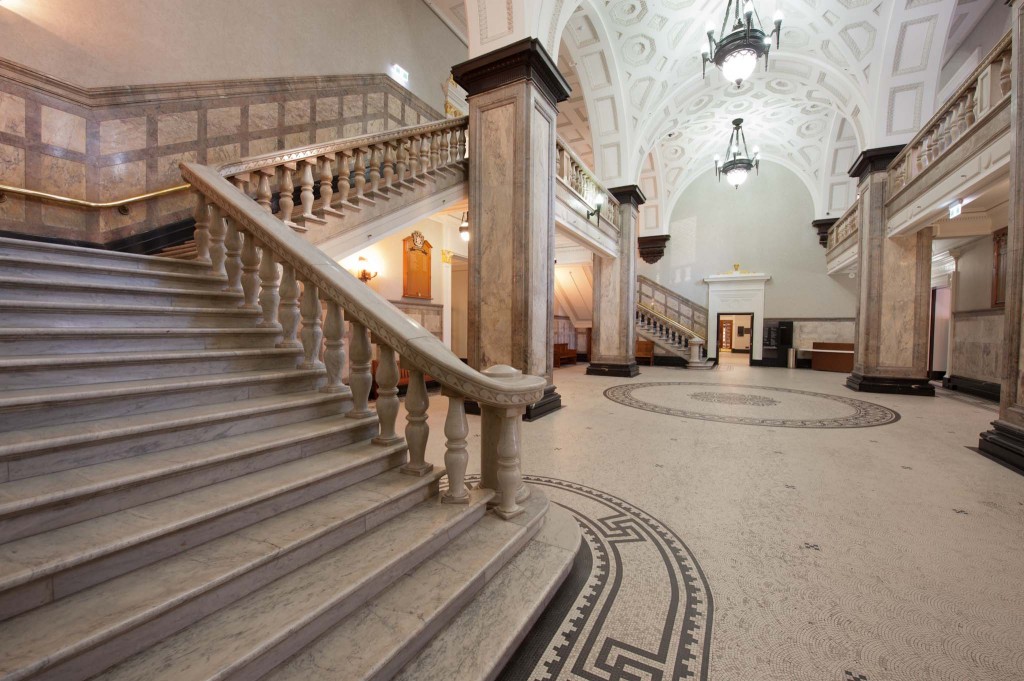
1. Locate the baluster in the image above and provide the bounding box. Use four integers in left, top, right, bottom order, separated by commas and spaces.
278, 264, 301, 347
449, 128, 459, 165
223, 216, 243, 294
429, 132, 440, 172
240, 228, 261, 310
480, 365, 527, 519
954, 98, 966, 138
348, 321, 373, 418
321, 302, 350, 395
208, 204, 227, 279
373, 345, 401, 444
256, 169, 273, 212
965, 88, 977, 127
437, 130, 449, 167
278, 165, 295, 222
420, 134, 431, 174
353, 149, 367, 201
382, 142, 396, 191
336, 151, 351, 205
299, 159, 317, 218
368, 145, 382, 195
318, 155, 334, 211
258, 244, 282, 330
395, 141, 408, 184
442, 392, 469, 504
457, 127, 467, 161
299, 279, 323, 368
1000, 50, 1012, 97
192, 193, 211, 263
401, 367, 433, 476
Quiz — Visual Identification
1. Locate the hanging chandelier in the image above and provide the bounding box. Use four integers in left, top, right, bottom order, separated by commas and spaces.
701, 1, 783, 88
714, 118, 760, 188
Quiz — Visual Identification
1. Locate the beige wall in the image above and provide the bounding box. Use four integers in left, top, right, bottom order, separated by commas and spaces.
0, 0, 464, 113
952, 310, 1004, 384
956, 235, 995, 311
451, 261, 469, 358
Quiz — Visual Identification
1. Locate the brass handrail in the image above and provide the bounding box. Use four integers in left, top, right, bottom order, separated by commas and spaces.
0, 182, 190, 213
637, 302, 704, 341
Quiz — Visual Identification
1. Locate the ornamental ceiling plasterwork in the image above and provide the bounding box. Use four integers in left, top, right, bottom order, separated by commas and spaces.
425, 0, 995, 225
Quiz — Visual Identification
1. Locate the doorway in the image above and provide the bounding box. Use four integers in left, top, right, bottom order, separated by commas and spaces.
717, 313, 754, 365
450, 256, 468, 361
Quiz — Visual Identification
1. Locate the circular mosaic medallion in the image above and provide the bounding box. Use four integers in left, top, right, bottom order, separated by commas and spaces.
604, 382, 900, 428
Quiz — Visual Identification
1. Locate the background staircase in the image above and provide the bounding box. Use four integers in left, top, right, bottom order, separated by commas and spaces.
0, 236, 576, 681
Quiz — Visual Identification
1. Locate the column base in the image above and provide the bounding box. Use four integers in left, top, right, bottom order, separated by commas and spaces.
586, 361, 639, 378
978, 420, 1024, 474
524, 385, 562, 421
845, 372, 934, 396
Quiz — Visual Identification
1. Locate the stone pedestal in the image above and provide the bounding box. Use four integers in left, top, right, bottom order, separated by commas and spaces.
846, 147, 935, 396
979, 1, 1024, 471
453, 38, 570, 420
689, 338, 704, 364
587, 185, 645, 379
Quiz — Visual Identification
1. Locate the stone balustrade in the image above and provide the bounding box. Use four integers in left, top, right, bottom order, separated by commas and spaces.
826, 200, 859, 255
637, 275, 708, 341
636, 304, 703, 346
556, 139, 621, 233
888, 31, 1012, 198
180, 161, 546, 520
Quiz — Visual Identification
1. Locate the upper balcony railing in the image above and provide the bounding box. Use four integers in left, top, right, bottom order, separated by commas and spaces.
555, 140, 621, 233
826, 200, 859, 256
888, 31, 1012, 199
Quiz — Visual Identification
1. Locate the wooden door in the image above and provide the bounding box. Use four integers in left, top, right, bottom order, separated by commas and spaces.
718, 319, 733, 351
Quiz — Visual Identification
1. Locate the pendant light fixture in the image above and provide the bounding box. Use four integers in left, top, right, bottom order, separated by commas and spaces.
702, 0, 783, 88
714, 118, 760, 189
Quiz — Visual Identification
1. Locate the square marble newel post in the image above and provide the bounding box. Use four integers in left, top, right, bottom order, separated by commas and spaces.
452, 38, 571, 421
587, 185, 645, 377
979, 0, 1024, 471
845, 147, 935, 396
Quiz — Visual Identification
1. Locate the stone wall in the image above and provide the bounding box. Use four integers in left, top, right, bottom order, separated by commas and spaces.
391, 301, 444, 340
952, 309, 1004, 384
0, 66, 441, 245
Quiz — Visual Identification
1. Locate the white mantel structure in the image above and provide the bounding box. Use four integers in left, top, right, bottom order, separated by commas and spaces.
703, 272, 772, 362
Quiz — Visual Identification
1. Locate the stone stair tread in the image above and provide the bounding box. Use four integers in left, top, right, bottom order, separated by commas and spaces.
0, 390, 342, 458
0, 437, 407, 594
0, 300, 260, 317
0, 276, 244, 300
394, 501, 581, 681
267, 491, 552, 681
0, 255, 226, 285
90, 489, 492, 681
0, 367, 323, 411
0, 413, 374, 517
0, 468, 442, 681
0, 326, 278, 340
0, 346, 300, 370
0, 236, 210, 272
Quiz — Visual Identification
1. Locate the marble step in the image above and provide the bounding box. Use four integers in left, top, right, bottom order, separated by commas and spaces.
0, 276, 245, 307
395, 500, 581, 681
267, 490, 552, 681
0, 413, 378, 545
0, 301, 262, 329
0, 255, 225, 289
0, 469, 442, 681
0, 438, 408, 628
0, 367, 325, 433
0, 391, 350, 480
89, 488, 491, 681
0, 236, 211, 275
0, 326, 282, 354
0, 347, 304, 389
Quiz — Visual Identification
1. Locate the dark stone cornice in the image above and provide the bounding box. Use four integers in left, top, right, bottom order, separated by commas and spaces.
848, 145, 905, 180
811, 218, 838, 248
451, 38, 571, 107
637, 235, 670, 264
608, 184, 647, 209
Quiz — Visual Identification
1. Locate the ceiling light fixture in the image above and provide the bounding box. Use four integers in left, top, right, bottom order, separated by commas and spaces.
714, 118, 760, 189
701, 1, 782, 88
459, 212, 470, 242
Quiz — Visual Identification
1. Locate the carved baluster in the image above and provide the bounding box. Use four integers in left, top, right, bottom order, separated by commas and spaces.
408, 136, 421, 178
437, 130, 449, 167
480, 365, 527, 519
208, 204, 227, 279
448, 128, 459, 165
429, 132, 440, 171
256, 170, 273, 212
299, 159, 317, 218
395, 141, 408, 184
318, 155, 334, 211
954, 98, 966, 138
278, 165, 295, 222
336, 151, 351, 205
348, 321, 373, 418
965, 88, 977, 127
457, 127, 467, 161
1000, 50, 1012, 97
240, 228, 261, 310
401, 367, 433, 476
299, 279, 323, 368
442, 392, 469, 504
373, 345, 401, 444
420, 134, 431, 174
353, 149, 367, 201
258, 244, 282, 330
382, 142, 396, 191
368, 145, 382, 195
223, 216, 243, 294
278, 264, 301, 347
322, 301, 350, 394
192, 193, 211, 263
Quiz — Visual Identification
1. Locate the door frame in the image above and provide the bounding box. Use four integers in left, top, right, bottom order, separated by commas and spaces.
716, 312, 755, 365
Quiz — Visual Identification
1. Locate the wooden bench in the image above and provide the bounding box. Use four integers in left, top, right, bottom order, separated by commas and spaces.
809, 342, 854, 372
553, 343, 577, 367
635, 339, 654, 366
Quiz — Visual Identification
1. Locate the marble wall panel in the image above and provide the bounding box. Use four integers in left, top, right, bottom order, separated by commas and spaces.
156, 151, 197, 187
99, 117, 147, 155
0, 93, 26, 137
284, 131, 310, 149
207, 143, 240, 165
250, 137, 279, 156
343, 95, 364, 118
367, 93, 385, 116
0, 143, 26, 221
316, 97, 338, 122
207, 107, 241, 139
953, 310, 1004, 384
40, 106, 86, 153
315, 127, 338, 143
554, 316, 576, 347
878, 234, 919, 368
392, 302, 443, 339
248, 102, 279, 133
284, 99, 311, 126
156, 112, 198, 146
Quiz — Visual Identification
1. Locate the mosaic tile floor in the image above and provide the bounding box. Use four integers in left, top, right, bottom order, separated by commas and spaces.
422, 363, 1024, 681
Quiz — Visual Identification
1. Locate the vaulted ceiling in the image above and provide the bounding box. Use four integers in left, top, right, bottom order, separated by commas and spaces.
425, 0, 1001, 225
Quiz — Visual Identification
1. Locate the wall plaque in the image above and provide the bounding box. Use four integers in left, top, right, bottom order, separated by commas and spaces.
402, 230, 432, 300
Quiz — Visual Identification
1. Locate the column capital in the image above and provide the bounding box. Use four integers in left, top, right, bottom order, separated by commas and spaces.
608, 184, 647, 209
848, 145, 905, 181
452, 37, 571, 107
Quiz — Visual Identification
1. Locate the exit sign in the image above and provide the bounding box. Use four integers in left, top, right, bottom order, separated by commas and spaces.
949, 200, 962, 219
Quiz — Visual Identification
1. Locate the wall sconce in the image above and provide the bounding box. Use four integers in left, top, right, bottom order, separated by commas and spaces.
587, 193, 604, 222
459, 212, 470, 242
355, 255, 378, 283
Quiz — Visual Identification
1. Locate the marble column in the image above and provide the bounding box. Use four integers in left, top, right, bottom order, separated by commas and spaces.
846, 147, 935, 396
979, 0, 1024, 470
942, 253, 961, 385
452, 38, 570, 421
587, 185, 645, 378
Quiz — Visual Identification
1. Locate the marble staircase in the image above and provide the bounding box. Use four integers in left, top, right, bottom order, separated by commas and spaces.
0, 235, 577, 681
636, 307, 714, 370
